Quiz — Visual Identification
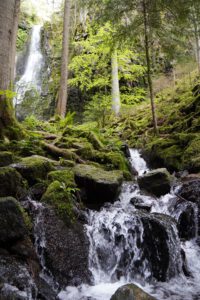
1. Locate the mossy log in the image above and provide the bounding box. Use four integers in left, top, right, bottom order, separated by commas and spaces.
42, 142, 85, 163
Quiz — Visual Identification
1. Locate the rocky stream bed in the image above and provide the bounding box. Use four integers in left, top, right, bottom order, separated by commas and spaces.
0, 149, 200, 300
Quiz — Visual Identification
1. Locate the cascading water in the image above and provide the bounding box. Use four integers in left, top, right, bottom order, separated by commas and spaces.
58, 149, 200, 300
14, 25, 44, 106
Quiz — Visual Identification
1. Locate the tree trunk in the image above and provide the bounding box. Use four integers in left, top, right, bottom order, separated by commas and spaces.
191, 5, 200, 74
56, 0, 71, 118
143, 0, 158, 135
111, 49, 121, 116
11, 0, 20, 82
0, 0, 21, 140
194, 23, 200, 74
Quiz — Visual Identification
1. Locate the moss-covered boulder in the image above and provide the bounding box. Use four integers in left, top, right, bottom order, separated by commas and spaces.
0, 167, 25, 198
74, 164, 123, 210
41, 180, 76, 222
0, 151, 13, 167
47, 169, 75, 187
138, 168, 172, 197
110, 284, 156, 300
12, 155, 54, 185
0, 197, 28, 246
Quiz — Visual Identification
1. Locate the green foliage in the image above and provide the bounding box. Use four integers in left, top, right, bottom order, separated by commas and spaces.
84, 94, 111, 127
16, 28, 29, 51
69, 21, 145, 125
42, 180, 77, 222
0, 90, 16, 99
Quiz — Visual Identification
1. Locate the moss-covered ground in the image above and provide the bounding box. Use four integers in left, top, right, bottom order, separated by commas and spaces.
106, 73, 200, 172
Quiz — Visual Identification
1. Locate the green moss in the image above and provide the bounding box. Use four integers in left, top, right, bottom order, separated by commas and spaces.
42, 180, 76, 222
0, 167, 26, 198
74, 164, 123, 183
0, 151, 13, 167
14, 155, 54, 185
47, 169, 75, 187
92, 150, 131, 178
19, 206, 33, 231
59, 159, 76, 168
17, 28, 29, 51
183, 136, 200, 170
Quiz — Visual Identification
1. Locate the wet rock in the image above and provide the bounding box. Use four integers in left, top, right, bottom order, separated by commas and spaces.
177, 179, 200, 234
74, 164, 123, 210
138, 168, 172, 197
139, 212, 182, 281
121, 144, 131, 158
0, 197, 28, 246
41, 207, 92, 287
11, 155, 54, 185
0, 151, 13, 167
30, 182, 47, 201
0, 256, 37, 300
168, 197, 197, 240
0, 167, 25, 198
130, 197, 152, 212
110, 283, 156, 300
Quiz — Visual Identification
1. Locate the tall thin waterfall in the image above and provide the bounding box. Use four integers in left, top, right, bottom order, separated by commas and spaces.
14, 25, 44, 106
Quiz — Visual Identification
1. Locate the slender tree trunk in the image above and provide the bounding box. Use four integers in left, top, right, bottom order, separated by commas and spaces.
194, 30, 200, 74
143, 0, 158, 135
57, 0, 71, 117
191, 7, 200, 74
111, 49, 121, 116
11, 0, 20, 82
0, 0, 21, 139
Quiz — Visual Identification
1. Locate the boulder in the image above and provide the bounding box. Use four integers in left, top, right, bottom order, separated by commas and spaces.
12, 155, 54, 185
39, 206, 92, 287
0, 151, 13, 167
0, 197, 27, 246
168, 197, 197, 240
92, 209, 182, 283
130, 197, 152, 212
177, 179, 200, 234
0, 168, 25, 198
74, 164, 123, 210
110, 284, 156, 300
138, 168, 172, 197
140, 213, 182, 281
0, 256, 37, 300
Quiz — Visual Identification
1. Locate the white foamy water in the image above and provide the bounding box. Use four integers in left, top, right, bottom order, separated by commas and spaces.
14, 25, 44, 105
129, 149, 149, 176
58, 149, 200, 300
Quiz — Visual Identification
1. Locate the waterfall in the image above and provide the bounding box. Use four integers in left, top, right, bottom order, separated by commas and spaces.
58, 149, 200, 300
14, 25, 44, 106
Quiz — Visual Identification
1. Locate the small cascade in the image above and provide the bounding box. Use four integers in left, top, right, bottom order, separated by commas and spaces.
59, 149, 200, 300
14, 25, 44, 106
129, 149, 149, 176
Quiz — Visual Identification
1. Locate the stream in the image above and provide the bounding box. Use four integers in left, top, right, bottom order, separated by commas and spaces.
56, 149, 200, 300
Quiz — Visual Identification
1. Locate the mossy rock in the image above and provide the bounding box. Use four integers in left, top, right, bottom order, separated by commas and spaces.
0, 151, 13, 167
62, 126, 104, 150
0, 167, 26, 198
111, 284, 156, 300
0, 197, 28, 245
59, 159, 76, 168
41, 180, 75, 222
74, 164, 123, 210
183, 137, 200, 171
47, 169, 75, 187
92, 150, 131, 179
138, 168, 173, 197
12, 155, 54, 185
